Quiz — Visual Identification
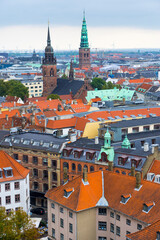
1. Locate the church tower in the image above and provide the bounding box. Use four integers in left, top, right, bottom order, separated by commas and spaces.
79, 12, 91, 69
42, 24, 57, 97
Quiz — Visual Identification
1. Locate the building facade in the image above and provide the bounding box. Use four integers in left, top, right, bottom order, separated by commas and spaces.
42, 25, 57, 97
0, 150, 30, 214
79, 12, 91, 69
22, 79, 43, 98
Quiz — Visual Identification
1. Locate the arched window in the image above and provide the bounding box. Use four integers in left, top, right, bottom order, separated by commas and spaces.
33, 168, 38, 177
84, 165, 88, 172
33, 182, 38, 190
90, 166, 94, 172
78, 164, 82, 172
63, 162, 69, 169
115, 170, 120, 174
72, 163, 76, 171
99, 167, 103, 170
122, 171, 126, 175
43, 170, 48, 179
43, 183, 48, 192
50, 68, 54, 76
52, 172, 57, 181
101, 152, 108, 162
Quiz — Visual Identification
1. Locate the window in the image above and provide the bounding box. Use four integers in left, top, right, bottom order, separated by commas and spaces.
14, 182, 20, 190
60, 207, 63, 213
143, 126, 149, 131
132, 127, 139, 133
0, 197, 1, 205
52, 160, 57, 169
69, 212, 73, 218
126, 231, 131, 235
33, 168, 38, 177
51, 203, 55, 209
143, 203, 154, 213
52, 172, 57, 181
6, 209, 11, 215
78, 164, 82, 172
137, 224, 142, 230
98, 208, 107, 215
121, 195, 131, 204
52, 228, 55, 238
33, 182, 38, 190
15, 194, 20, 203
110, 223, 114, 233
43, 183, 48, 192
5, 183, 10, 191
126, 219, 131, 226
6, 196, 11, 204
98, 237, 106, 240
4, 168, 13, 177
110, 211, 114, 218
98, 221, 107, 231
60, 218, 64, 228
23, 155, 28, 163
43, 170, 48, 179
152, 139, 156, 144
42, 158, 48, 166
116, 226, 120, 236
141, 141, 145, 146
60, 233, 64, 240
72, 163, 76, 171
116, 214, 120, 221
69, 223, 73, 233
90, 166, 94, 172
32, 156, 38, 164
0, 170, 2, 178
52, 213, 55, 223
13, 153, 18, 160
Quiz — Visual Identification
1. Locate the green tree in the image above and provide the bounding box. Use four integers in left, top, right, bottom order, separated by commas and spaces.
0, 207, 39, 240
47, 94, 61, 100
6, 80, 29, 100
0, 80, 7, 96
91, 77, 107, 90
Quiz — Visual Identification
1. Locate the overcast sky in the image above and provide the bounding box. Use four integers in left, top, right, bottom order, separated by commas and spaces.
0, 0, 160, 50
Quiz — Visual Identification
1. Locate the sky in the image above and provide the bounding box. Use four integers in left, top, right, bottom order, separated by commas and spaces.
0, 0, 160, 51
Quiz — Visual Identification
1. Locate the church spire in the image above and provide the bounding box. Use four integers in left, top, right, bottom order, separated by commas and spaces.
80, 11, 89, 48
47, 22, 51, 46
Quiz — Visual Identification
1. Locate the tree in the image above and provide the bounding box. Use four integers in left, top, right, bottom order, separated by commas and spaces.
61, 74, 68, 79
0, 80, 29, 100
0, 207, 39, 240
6, 80, 29, 100
47, 94, 61, 100
91, 77, 107, 90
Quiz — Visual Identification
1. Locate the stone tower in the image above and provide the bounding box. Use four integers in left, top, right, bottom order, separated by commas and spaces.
69, 60, 74, 81
79, 12, 90, 69
42, 24, 57, 97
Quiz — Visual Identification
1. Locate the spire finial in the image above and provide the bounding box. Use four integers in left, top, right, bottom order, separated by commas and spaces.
83, 10, 85, 20
47, 22, 51, 46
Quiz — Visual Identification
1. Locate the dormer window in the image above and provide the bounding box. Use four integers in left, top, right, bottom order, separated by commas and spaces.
3, 167, 13, 178
74, 149, 83, 159
143, 202, 154, 213
63, 147, 72, 157
118, 155, 128, 165
0, 169, 3, 178
64, 188, 74, 198
157, 231, 160, 240
86, 151, 95, 160
154, 175, 160, 184
131, 158, 142, 168
121, 194, 131, 204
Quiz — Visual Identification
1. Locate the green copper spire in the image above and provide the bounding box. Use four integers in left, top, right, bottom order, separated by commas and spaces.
104, 128, 111, 148
80, 11, 89, 48
122, 135, 131, 149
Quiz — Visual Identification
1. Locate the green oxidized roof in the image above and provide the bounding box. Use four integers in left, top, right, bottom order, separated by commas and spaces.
122, 135, 131, 149
98, 129, 114, 162
86, 88, 135, 102
80, 11, 89, 48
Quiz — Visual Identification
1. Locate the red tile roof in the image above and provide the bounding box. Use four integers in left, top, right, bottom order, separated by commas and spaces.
47, 117, 77, 129
149, 160, 160, 175
127, 219, 160, 240
0, 150, 29, 182
46, 170, 160, 224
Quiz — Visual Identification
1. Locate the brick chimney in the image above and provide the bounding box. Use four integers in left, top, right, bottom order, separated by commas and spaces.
131, 165, 135, 177
136, 172, 141, 189
83, 167, 88, 183
63, 167, 68, 184
108, 161, 113, 171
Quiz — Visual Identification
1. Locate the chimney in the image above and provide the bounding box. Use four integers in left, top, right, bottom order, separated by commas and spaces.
63, 167, 68, 184
69, 132, 77, 142
83, 167, 88, 183
144, 142, 149, 152
136, 172, 141, 189
6, 114, 8, 121
108, 161, 113, 171
95, 136, 99, 144
131, 165, 135, 177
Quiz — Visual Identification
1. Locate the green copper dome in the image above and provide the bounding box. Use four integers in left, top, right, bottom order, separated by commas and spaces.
122, 135, 131, 149
80, 12, 89, 48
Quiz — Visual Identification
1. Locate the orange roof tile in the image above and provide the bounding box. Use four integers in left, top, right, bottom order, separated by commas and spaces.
127, 219, 160, 240
149, 160, 160, 175
46, 170, 160, 224
0, 150, 29, 182
47, 117, 77, 129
